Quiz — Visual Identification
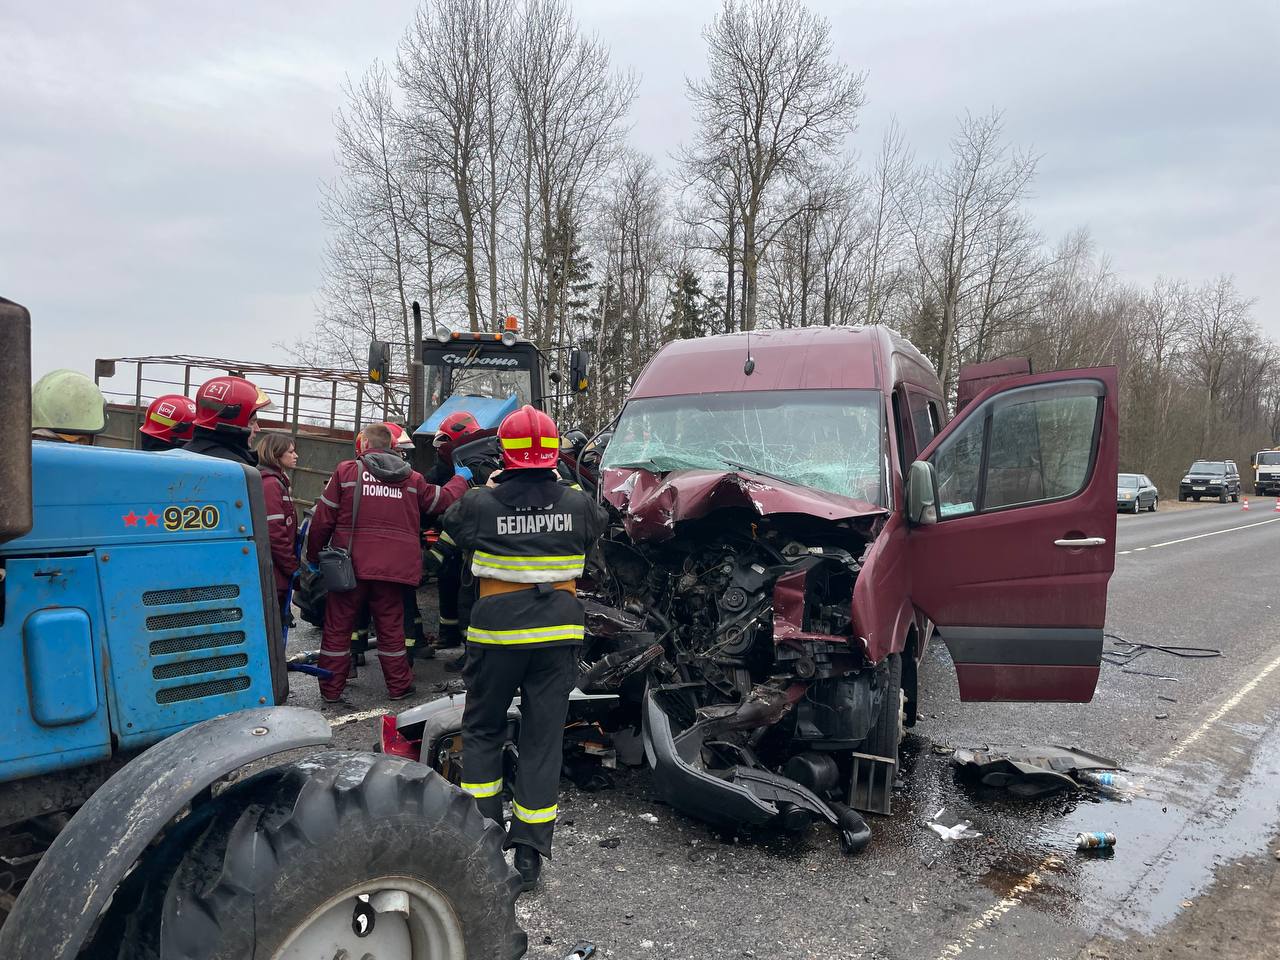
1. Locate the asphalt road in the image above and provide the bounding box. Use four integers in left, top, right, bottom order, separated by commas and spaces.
293, 496, 1280, 960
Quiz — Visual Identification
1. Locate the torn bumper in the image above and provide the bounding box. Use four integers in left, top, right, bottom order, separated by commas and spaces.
640, 691, 870, 853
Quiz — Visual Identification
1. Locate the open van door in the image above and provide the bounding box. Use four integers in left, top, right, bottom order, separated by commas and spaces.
905, 367, 1118, 702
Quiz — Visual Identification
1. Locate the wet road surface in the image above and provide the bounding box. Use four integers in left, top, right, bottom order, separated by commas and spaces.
290, 496, 1280, 959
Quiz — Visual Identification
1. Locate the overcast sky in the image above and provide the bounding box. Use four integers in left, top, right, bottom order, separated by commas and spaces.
4, 0, 1277, 385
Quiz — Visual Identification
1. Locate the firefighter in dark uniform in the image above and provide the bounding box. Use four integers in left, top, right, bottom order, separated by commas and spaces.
426, 410, 482, 665
443, 405, 608, 892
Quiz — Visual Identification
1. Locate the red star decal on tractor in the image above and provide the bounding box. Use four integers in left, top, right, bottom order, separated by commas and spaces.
143, 511, 160, 527
122, 512, 139, 527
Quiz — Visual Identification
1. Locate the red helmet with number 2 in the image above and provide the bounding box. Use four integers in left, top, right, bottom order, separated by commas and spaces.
194, 376, 271, 431
141, 394, 198, 443
498, 404, 559, 470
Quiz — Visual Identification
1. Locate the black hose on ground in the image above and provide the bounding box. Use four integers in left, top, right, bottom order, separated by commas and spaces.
829, 800, 872, 855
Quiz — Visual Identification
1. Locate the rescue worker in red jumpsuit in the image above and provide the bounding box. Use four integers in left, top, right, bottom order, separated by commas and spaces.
306, 422, 470, 703
138, 394, 198, 451
426, 410, 482, 659
186, 376, 272, 465
255, 432, 299, 623
444, 405, 608, 891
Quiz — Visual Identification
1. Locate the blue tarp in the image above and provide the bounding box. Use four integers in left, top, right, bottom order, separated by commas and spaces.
415, 392, 520, 437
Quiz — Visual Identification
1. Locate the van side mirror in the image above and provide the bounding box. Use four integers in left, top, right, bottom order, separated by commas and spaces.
906, 460, 938, 525
367, 340, 392, 384
568, 347, 590, 393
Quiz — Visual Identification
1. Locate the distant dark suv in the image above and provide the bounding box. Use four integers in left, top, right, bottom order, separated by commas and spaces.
1178, 460, 1240, 503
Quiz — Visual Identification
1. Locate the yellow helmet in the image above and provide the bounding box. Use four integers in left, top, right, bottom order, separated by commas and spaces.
31, 369, 106, 435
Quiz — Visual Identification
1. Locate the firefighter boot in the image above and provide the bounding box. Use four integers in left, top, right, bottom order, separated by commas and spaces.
514, 844, 541, 893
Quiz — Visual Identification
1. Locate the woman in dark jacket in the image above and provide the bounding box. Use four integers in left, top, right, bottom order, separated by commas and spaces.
255, 433, 299, 621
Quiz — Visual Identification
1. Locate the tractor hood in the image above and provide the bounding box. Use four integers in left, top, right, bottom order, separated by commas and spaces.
415, 393, 520, 438
601, 466, 887, 542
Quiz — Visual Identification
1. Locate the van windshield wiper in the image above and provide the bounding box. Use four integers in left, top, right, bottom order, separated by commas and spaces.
714, 456, 797, 487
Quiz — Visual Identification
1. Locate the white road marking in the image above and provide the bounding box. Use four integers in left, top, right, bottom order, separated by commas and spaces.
327, 707, 388, 726
1117, 516, 1280, 556
933, 645, 1280, 960
934, 858, 1061, 960
1164, 648, 1280, 764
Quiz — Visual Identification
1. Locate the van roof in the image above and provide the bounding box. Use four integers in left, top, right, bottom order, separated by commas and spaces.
628, 326, 938, 399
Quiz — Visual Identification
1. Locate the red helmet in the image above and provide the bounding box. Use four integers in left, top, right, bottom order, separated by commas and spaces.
387, 422, 415, 451
140, 394, 198, 443
498, 405, 559, 470
194, 376, 271, 431
356, 422, 415, 457
435, 410, 481, 451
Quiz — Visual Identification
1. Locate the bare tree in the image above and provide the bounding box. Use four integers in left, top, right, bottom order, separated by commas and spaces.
399, 0, 504, 331
897, 110, 1038, 395
1184, 274, 1256, 445
510, 0, 635, 346
686, 0, 866, 331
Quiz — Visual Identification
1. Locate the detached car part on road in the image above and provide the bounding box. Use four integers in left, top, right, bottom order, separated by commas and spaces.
393, 326, 1119, 853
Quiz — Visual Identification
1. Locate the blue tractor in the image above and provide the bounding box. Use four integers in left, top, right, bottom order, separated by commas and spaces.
0, 299, 524, 960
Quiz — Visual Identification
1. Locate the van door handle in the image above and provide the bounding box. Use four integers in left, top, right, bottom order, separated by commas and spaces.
1054, 537, 1107, 548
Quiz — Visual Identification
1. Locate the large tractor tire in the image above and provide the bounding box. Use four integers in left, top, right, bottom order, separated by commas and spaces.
113, 752, 525, 960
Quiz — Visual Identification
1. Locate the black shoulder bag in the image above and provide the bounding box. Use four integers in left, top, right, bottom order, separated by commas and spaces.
318, 461, 363, 593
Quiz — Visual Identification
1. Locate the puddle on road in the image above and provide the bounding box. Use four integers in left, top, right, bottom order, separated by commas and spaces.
933, 712, 1280, 938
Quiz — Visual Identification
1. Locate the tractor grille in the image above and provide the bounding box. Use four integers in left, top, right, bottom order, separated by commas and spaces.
152, 653, 250, 680
149, 630, 246, 657
156, 676, 251, 704
143, 584, 240, 605
143, 580, 253, 705
145, 608, 243, 632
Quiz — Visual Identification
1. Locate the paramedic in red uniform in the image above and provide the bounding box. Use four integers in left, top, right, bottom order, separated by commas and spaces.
444, 405, 608, 892
305, 422, 470, 703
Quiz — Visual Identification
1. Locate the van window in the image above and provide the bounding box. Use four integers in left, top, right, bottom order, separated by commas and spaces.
932, 380, 1103, 518
984, 393, 1098, 508
934, 415, 984, 518
907, 391, 939, 449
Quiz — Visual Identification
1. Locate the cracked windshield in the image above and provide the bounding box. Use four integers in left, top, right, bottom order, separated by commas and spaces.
601, 388, 885, 505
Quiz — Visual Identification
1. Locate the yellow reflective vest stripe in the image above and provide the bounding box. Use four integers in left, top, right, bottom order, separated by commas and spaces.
466, 624, 585, 645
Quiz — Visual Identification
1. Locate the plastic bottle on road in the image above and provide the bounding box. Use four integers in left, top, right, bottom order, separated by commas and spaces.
1077, 770, 1139, 800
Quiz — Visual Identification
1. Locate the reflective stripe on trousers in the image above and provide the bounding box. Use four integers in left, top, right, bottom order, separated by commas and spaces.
462, 778, 503, 799
513, 801, 557, 824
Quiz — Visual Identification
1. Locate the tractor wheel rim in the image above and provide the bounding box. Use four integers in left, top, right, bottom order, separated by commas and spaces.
273, 876, 466, 960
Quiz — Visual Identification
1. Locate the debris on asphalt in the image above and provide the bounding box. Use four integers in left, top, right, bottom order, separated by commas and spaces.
563, 944, 597, 959
1102, 634, 1223, 666
952, 745, 1122, 798
639, 812, 659, 824
429, 678, 466, 694
1155, 712, 1169, 720
598, 836, 622, 849
1076, 831, 1117, 851
1158, 695, 1178, 703
1121, 669, 1179, 681
926, 808, 982, 841
1076, 770, 1140, 800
